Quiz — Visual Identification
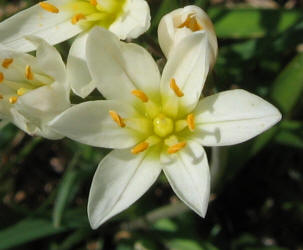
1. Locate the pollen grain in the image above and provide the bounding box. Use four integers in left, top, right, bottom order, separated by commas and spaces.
2, 58, 14, 69
39, 2, 59, 14
131, 90, 149, 103
170, 78, 184, 97
109, 110, 126, 128
167, 142, 186, 154
131, 142, 149, 154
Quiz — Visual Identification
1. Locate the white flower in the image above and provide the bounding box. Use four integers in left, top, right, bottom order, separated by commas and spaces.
0, 0, 150, 52
0, 37, 70, 139
49, 27, 281, 229
158, 5, 217, 68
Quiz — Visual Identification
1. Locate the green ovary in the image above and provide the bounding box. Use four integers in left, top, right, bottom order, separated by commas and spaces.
153, 114, 174, 138
64, 0, 127, 29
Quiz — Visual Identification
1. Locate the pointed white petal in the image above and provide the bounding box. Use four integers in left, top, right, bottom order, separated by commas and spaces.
0, 0, 81, 52
86, 27, 160, 101
49, 100, 141, 148
163, 141, 210, 217
88, 148, 161, 229
161, 32, 210, 116
193, 89, 282, 146
26, 36, 66, 84
110, 0, 151, 39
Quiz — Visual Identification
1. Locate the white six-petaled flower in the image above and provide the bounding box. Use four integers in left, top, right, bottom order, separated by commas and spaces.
0, 37, 70, 139
49, 27, 281, 229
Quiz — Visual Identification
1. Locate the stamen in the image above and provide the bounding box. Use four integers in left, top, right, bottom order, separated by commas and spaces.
39, 2, 59, 14
90, 0, 97, 6
0, 94, 3, 99
0, 72, 4, 83
167, 142, 186, 154
131, 142, 149, 154
131, 90, 149, 103
178, 14, 203, 32
170, 78, 184, 97
9, 96, 18, 104
25, 65, 34, 81
187, 114, 195, 132
2, 58, 14, 69
109, 110, 126, 128
17, 88, 30, 96
71, 14, 86, 25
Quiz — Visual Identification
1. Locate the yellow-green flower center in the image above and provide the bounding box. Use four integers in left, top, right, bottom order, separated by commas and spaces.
153, 114, 174, 138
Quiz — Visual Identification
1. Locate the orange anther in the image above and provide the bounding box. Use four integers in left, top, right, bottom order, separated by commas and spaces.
131, 142, 149, 154
9, 96, 18, 104
131, 90, 149, 103
25, 65, 34, 81
2, 58, 13, 69
170, 78, 184, 97
187, 114, 195, 132
167, 142, 186, 154
71, 14, 86, 25
0, 93, 3, 99
0, 72, 4, 83
109, 110, 126, 128
178, 14, 203, 32
39, 2, 59, 13
90, 0, 97, 6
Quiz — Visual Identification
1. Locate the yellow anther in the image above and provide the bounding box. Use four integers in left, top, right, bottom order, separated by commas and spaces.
0, 72, 4, 83
131, 142, 149, 154
187, 114, 195, 132
170, 78, 184, 97
90, 0, 97, 6
0, 93, 3, 99
71, 14, 86, 25
2, 58, 14, 69
17, 88, 29, 96
178, 14, 203, 32
131, 90, 149, 103
25, 65, 34, 81
9, 96, 18, 104
39, 2, 59, 14
109, 110, 126, 128
167, 142, 186, 154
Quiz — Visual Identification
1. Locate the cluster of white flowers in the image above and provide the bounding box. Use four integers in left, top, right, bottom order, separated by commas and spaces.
0, 1, 281, 229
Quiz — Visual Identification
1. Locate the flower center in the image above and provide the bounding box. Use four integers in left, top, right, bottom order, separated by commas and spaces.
39, 0, 127, 30
153, 113, 174, 138
178, 14, 203, 32
0, 58, 53, 104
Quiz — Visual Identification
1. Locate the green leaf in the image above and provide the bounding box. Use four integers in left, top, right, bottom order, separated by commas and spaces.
209, 8, 302, 38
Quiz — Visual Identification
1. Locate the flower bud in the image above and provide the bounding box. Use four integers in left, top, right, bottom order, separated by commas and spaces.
158, 5, 218, 68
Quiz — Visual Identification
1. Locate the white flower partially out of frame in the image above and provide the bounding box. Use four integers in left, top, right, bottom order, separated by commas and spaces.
158, 5, 217, 68
49, 27, 281, 229
0, 37, 70, 139
0, 0, 151, 98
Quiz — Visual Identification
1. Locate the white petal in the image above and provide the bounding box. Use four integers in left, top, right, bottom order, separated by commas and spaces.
86, 27, 160, 101
0, 0, 81, 52
88, 147, 161, 229
67, 33, 96, 98
161, 32, 210, 116
49, 100, 141, 148
158, 5, 217, 67
193, 89, 282, 146
110, 0, 151, 39
163, 141, 210, 217
26, 36, 66, 84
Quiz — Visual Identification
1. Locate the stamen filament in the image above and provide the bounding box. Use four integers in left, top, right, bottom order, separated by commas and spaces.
39, 2, 59, 14
131, 90, 149, 103
109, 110, 126, 128
25, 65, 34, 81
170, 78, 184, 97
2, 58, 14, 69
167, 142, 186, 154
187, 114, 195, 132
131, 142, 149, 154
71, 14, 86, 24
9, 96, 18, 104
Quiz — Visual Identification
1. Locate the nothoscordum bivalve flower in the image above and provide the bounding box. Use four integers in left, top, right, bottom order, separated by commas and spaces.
49, 27, 281, 229
158, 5, 217, 67
0, 0, 150, 52
0, 37, 70, 139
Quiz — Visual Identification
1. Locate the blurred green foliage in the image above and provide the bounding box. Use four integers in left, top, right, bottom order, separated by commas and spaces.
0, 0, 303, 249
